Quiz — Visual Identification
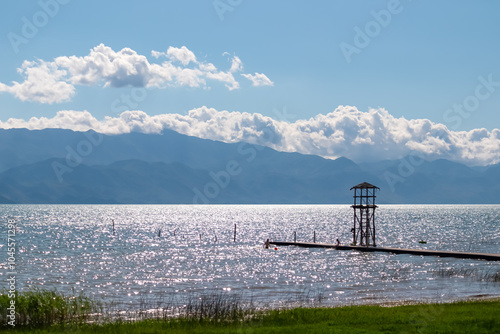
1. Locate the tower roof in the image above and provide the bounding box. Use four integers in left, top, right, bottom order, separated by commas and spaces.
350, 182, 380, 190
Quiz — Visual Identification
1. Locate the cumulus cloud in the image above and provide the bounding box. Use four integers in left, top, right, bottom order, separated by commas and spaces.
242, 72, 274, 86
0, 60, 75, 103
1, 106, 499, 166
0, 44, 272, 103
152, 46, 197, 66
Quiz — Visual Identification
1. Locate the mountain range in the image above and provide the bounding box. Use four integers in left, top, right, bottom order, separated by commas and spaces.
0, 128, 499, 204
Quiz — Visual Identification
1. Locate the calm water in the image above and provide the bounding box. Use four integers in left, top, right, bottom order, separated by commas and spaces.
1, 205, 499, 309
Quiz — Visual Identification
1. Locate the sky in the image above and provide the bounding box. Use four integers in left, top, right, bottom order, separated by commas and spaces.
0, 0, 499, 165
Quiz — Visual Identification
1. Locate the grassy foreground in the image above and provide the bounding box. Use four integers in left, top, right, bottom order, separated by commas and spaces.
1, 289, 499, 333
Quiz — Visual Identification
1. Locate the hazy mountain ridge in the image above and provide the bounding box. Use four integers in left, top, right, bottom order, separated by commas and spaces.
0, 129, 498, 204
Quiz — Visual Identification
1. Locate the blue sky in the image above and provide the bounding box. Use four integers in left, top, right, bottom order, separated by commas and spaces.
0, 0, 499, 134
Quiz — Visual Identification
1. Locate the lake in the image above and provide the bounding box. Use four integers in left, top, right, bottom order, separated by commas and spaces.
2, 204, 499, 310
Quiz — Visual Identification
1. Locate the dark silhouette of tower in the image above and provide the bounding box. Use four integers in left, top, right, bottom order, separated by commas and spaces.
350, 182, 379, 246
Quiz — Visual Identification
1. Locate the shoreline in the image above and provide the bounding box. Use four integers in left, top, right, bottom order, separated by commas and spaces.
364, 295, 500, 308
3, 296, 499, 333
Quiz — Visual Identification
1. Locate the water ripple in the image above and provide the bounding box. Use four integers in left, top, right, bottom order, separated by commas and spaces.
1, 204, 499, 308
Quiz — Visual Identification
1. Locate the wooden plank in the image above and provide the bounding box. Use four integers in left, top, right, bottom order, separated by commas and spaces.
270, 241, 500, 261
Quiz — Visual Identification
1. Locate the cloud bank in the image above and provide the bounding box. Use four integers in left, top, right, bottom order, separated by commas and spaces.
1, 106, 499, 166
0, 44, 274, 104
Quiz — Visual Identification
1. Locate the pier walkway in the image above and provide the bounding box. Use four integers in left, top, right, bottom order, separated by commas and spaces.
270, 241, 500, 261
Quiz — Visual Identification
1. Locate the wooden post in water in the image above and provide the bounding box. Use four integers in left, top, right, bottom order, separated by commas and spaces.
112, 219, 115, 235
158, 229, 162, 237
234, 224, 236, 242
294, 231, 297, 243
314, 230, 316, 243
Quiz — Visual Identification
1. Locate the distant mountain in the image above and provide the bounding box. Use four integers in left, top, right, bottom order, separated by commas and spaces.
359, 157, 500, 203
0, 128, 237, 172
0, 158, 208, 204
0, 157, 366, 204
0, 128, 499, 204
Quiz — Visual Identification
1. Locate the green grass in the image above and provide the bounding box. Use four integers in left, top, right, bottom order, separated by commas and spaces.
1, 289, 499, 333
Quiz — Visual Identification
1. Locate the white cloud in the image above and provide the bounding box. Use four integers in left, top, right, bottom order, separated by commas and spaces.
0, 60, 75, 104
242, 72, 274, 86
1, 106, 499, 166
230, 56, 243, 73
0, 44, 272, 103
55, 44, 152, 88
152, 46, 197, 66
0, 110, 101, 132
167, 46, 197, 65
206, 70, 239, 90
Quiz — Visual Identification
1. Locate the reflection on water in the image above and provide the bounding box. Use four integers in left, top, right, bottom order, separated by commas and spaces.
1, 205, 499, 308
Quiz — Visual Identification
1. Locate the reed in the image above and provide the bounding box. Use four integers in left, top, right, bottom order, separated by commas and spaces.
433, 267, 500, 282
0, 288, 260, 329
184, 291, 247, 322
0, 287, 102, 328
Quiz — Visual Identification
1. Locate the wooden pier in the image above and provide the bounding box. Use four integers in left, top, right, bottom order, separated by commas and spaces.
270, 183, 500, 262
270, 241, 500, 262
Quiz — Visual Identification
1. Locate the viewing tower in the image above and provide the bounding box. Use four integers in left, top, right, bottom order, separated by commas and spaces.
350, 182, 379, 246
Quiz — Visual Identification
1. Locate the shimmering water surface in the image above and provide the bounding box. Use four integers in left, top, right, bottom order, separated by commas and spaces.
1, 205, 499, 308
